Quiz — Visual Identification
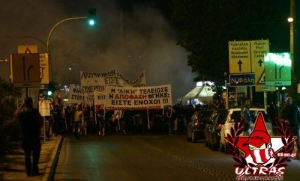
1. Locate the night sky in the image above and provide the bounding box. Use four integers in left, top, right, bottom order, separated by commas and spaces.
0, 0, 196, 104
0, 1, 297, 105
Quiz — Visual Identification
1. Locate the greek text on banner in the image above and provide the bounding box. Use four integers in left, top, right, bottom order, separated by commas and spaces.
105, 85, 172, 109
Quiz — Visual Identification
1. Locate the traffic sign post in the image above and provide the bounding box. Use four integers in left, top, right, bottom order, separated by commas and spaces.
228, 39, 273, 108
17, 45, 49, 85
10, 53, 41, 87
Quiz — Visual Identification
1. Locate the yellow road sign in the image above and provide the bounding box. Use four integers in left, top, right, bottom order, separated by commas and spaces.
18, 45, 38, 53
228, 41, 251, 73
40, 53, 49, 84
250, 40, 271, 92
251, 40, 269, 82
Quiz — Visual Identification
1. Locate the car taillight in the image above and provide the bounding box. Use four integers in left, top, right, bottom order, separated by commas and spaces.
216, 124, 222, 130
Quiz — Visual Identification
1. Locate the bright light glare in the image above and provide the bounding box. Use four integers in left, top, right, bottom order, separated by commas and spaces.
264, 53, 291, 66
287, 17, 294, 23
47, 91, 52, 96
89, 19, 95, 26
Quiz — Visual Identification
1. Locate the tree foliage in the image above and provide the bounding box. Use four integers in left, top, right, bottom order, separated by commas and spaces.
0, 77, 22, 119
171, 0, 289, 85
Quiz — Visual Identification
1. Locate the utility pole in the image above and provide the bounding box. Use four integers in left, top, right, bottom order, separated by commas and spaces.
289, 0, 295, 78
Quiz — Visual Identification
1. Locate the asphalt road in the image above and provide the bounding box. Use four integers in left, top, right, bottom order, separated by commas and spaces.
54, 134, 300, 181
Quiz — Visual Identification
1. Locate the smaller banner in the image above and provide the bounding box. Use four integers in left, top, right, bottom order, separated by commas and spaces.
68, 84, 84, 104
38, 100, 51, 116
105, 84, 172, 109
94, 91, 106, 105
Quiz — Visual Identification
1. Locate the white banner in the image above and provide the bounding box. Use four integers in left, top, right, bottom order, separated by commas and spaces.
105, 84, 172, 110
80, 70, 146, 105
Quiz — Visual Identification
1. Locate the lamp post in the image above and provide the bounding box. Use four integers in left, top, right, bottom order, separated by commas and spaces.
288, 16, 294, 78
0, 35, 46, 48
46, 16, 87, 81
288, 0, 295, 79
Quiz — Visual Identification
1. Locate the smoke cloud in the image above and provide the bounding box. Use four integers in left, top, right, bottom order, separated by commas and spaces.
0, 0, 196, 104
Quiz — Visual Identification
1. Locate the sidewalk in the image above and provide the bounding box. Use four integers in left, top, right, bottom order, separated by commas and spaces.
0, 135, 63, 181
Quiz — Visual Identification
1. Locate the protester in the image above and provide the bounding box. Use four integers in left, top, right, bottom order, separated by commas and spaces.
17, 97, 43, 176
165, 105, 174, 135
96, 105, 105, 136
82, 105, 89, 135
64, 105, 72, 133
281, 96, 300, 151
105, 109, 114, 134
267, 101, 277, 135
73, 104, 84, 141
112, 110, 126, 134
242, 99, 253, 135
52, 105, 63, 134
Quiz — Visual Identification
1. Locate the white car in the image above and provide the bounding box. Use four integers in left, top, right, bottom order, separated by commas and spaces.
219, 107, 273, 153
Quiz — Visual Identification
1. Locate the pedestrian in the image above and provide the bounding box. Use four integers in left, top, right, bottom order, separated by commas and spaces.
242, 99, 253, 135
73, 104, 84, 141
52, 105, 63, 134
64, 105, 72, 133
17, 97, 43, 176
281, 96, 300, 151
165, 105, 174, 135
105, 109, 114, 134
82, 105, 89, 135
267, 101, 277, 135
96, 105, 105, 136
112, 110, 125, 134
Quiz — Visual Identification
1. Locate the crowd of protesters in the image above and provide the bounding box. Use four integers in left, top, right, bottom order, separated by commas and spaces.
44, 100, 220, 138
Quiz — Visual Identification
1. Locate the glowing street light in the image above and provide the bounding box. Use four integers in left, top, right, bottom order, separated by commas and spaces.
46, 17, 87, 82
47, 8, 97, 81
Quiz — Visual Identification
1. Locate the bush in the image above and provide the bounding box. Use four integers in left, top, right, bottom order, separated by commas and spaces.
0, 119, 21, 157
0, 117, 9, 157
0, 77, 22, 157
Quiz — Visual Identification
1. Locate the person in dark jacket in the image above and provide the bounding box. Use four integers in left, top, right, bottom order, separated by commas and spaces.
281, 97, 300, 149
242, 99, 252, 135
17, 97, 43, 176
96, 105, 105, 136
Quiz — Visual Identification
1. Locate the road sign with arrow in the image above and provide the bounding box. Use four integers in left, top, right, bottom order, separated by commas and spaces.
264, 53, 291, 86
10, 53, 40, 87
228, 41, 251, 73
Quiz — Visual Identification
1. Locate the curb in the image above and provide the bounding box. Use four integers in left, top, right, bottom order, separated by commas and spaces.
42, 135, 63, 181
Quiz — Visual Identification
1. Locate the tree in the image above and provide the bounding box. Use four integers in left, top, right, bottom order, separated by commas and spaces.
171, 0, 289, 86
0, 77, 22, 119
0, 77, 22, 157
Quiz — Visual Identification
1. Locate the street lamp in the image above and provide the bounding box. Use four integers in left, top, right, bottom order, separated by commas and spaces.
46, 8, 97, 80
288, 0, 295, 79
288, 16, 294, 78
46, 16, 87, 81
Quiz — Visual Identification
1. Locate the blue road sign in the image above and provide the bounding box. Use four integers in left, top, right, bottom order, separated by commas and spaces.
229, 73, 256, 87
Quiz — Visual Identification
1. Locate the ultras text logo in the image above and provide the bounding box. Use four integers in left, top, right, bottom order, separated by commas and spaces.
225, 112, 297, 181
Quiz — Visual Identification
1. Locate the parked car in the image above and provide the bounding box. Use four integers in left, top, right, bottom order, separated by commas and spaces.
186, 110, 214, 143
219, 107, 273, 153
204, 110, 219, 147
207, 109, 228, 151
